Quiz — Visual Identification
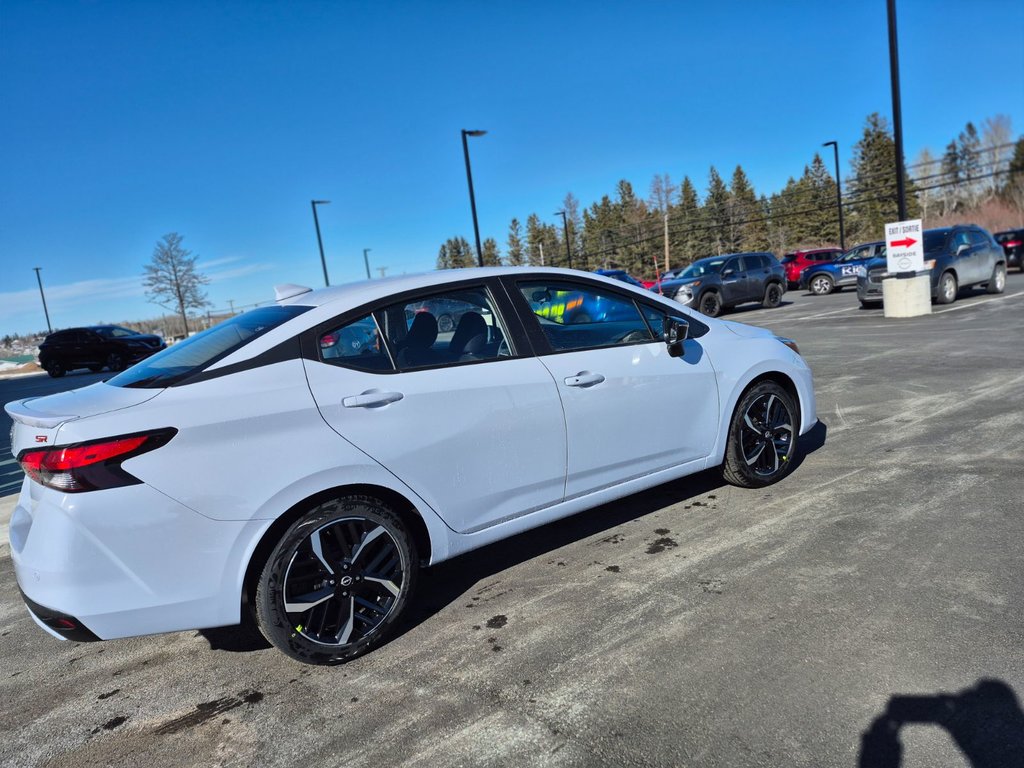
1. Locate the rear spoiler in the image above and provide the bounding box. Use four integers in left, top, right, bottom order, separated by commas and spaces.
4, 400, 79, 430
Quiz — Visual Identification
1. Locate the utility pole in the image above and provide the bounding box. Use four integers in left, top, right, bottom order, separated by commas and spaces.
823, 141, 847, 250
663, 213, 671, 272
887, 0, 908, 220
228, 299, 235, 316
362, 248, 372, 279
555, 210, 573, 269
376, 266, 388, 279
311, 199, 331, 286
539, 241, 545, 267
33, 267, 52, 333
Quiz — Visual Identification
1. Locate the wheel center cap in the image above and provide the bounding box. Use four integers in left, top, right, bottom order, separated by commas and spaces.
763, 430, 772, 439
339, 575, 354, 587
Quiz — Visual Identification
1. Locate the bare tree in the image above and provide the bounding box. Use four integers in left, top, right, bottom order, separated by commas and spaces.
143, 233, 210, 335
913, 148, 940, 222
981, 114, 1014, 199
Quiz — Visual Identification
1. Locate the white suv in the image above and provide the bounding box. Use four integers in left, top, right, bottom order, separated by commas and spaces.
6, 267, 816, 664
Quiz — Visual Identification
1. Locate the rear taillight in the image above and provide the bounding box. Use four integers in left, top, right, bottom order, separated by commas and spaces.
1005, 240, 1021, 248
17, 429, 176, 493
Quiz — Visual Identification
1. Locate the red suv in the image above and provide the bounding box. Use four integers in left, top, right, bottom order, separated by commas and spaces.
782, 248, 842, 288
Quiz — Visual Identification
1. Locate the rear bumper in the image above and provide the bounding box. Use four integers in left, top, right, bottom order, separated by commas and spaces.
10, 481, 269, 641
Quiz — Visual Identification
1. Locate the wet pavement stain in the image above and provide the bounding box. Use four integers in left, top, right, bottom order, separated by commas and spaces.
697, 578, 725, 594
154, 689, 264, 735
600, 534, 625, 544
97, 689, 120, 700
654, 528, 670, 535
646, 537, 678, 554
486, 615, 508, 629
91, 716, 128, 734
605, 565, 621, 573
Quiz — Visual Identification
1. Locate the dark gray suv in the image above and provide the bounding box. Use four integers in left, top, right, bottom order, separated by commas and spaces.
857, 225, 1006, 307
654, 252, 786, 317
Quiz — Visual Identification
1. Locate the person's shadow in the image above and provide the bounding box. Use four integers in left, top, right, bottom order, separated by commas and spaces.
859, 679, 1024, 768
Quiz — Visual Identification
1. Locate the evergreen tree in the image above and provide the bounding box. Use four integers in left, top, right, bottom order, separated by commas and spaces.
805, 153, 840, 244
674, 175, 704, 262
846, 112, 920, 243
506, 218, 525, 267
562, 192, 585, 269
525, 214, 545, 266
957, 122, 983, 208
704, 167, 731, 255
1003, 137, 1024, 213
481, 237, 501, 267
436, 236, 474, 269
581, 196, 620, 269
436, 242, 452, 270
729, 165, 766, 251
939, 140, 961, 215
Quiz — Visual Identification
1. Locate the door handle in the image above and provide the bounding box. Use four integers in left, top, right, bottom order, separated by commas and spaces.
564, 372, 605, 388
343, 390, 404, 408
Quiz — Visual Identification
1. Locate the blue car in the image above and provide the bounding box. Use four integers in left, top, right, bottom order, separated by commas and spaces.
800, 241, 886, 295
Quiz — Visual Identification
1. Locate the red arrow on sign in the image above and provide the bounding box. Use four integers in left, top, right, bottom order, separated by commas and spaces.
890, 237, 917, 248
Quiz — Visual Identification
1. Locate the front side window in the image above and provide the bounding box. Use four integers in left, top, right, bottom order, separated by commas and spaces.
518, 280, 654, 352
95, 326, 136, 339
375, 287, 510, 371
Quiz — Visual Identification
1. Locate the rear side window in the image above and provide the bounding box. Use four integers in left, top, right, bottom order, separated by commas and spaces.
319, 314, 392, 372
109, 305, 312, 388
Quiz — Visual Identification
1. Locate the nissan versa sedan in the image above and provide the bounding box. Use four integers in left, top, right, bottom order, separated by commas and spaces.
6, 267, 816, 665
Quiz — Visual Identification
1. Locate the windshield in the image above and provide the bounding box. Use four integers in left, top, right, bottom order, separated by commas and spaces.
108, 305, 311, 388
924, 231, 949, 253
780, 253, 795, 264
95, 326, 137, 338
680, 259, 726, 278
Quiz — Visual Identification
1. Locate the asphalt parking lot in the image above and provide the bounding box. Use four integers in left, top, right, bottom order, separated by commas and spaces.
2, 276, 1023, 767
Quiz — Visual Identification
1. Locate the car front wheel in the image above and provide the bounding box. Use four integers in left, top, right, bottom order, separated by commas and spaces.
45, 360, 65, 378
810, 274, 834, 295
106, 352, 126, 371
936, 271, 958, 305
722, 381, 799, 488
762, 283, 783, 308
255, 495, 418, 665
698, 291, 722, 317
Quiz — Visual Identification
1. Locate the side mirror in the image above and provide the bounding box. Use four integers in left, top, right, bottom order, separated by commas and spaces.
662, 316, 689, 357
956, 243, 971, 257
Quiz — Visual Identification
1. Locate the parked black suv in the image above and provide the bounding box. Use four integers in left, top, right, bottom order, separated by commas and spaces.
38, 326, 166, 378
994, 229, 1023, 271
653, 252, 786, 317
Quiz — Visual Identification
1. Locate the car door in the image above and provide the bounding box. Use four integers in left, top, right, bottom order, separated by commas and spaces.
950, 229, 976, 284
302, 281, 568, 535
720, 256, 747, 305
507, 276, 719, 500
969, 229, 995, 283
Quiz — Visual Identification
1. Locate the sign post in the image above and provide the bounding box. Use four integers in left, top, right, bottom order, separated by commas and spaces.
881, 218, 931, 318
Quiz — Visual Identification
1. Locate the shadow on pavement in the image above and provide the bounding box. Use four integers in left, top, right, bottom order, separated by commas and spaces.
859, 679, 1024, 767
200, 420, 828, 655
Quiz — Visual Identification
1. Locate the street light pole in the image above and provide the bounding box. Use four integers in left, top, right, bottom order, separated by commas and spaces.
311, 199, 331, 286
555, 210, 573, 269
461, 129, 487, 267
886, 0, 908, 220
822, 141, 847, 250
33, 267, 52, 333
362, 248, 372, 279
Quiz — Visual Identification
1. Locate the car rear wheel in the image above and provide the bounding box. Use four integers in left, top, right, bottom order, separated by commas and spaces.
722, 381, 799, 488
106, 352, 126, 371
45, 360, 65, 378
698, 291, 721, 317
936, 271, 958, 305
810, 274, 834, 295
986, 263, 1006, 294
255, 495, 418, 665
762, 283, 783, 308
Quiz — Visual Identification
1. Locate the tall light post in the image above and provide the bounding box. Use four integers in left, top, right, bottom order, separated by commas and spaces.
33, 267, 52, 333
555, 210, 573, 269
887, 0, 908, 220
822, 141, 847, 250
362, 248, 372, 279
311, 199, 331, 286
461, 129, 487, 267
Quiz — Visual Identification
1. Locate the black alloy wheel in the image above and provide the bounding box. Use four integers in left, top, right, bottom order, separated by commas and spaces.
256, 496, 417, 664
722, 381, 799, 488
45, 360, 65, 378
106, 352, 126, 371
762, 283, 783, 308
698, 291, 722, 317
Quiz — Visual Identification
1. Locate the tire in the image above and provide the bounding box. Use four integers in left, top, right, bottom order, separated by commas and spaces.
45, 360, 65, 378
859, 300, 880, 309
936, 271, 958, 305
698, 291, 722, 317
106, 352, 126, 371
437, 314, 454, 333
255, 495, 418, 665
986, 263, 1006, 294
809, 274, 834, 296
722, 381, 799, 489
762, 283, 783, 308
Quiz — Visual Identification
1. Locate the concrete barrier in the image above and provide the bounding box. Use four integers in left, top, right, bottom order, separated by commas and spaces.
883, 273, 932, 318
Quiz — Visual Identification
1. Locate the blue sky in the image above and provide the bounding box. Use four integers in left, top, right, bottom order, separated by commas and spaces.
2, 0, 1022, 336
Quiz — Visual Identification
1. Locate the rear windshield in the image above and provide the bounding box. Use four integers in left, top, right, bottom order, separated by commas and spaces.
108, 305, 311, 388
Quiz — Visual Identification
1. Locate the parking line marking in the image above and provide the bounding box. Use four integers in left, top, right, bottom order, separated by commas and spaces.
785, 305, 861, 322
932, 290, 1024, 314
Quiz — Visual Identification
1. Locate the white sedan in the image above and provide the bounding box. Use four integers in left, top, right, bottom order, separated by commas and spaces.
5, 267, 816, 664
